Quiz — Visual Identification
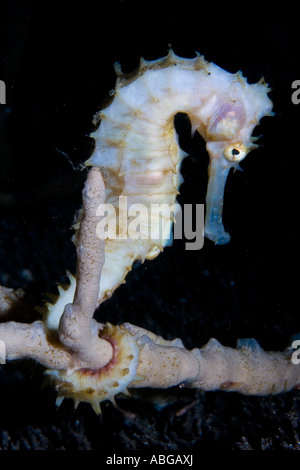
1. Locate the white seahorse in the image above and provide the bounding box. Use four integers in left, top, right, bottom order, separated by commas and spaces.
45, 50, 273, 331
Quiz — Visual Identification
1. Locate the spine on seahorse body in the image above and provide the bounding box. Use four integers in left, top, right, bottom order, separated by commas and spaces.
44, 51, 272, 329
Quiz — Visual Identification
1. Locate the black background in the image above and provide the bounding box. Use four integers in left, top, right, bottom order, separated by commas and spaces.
0, 0, 299, 451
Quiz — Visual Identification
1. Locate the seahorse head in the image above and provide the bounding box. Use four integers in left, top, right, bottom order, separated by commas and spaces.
195, 72, 273, 244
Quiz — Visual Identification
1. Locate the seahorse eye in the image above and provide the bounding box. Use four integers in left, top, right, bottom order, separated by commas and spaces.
224, 143, 247, 162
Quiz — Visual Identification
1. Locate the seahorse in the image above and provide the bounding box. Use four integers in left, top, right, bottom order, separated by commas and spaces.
45, 50, 272, 332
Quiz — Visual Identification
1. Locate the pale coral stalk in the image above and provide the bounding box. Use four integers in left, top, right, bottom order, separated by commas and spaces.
0, 168, 113, 372
124, 323, 300, 395
58, 167, 113, 370
0, 320, 71, 369
1, 167, 300, 413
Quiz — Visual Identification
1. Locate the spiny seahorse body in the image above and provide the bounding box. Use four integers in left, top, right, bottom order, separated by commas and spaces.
45, 50, 272, 330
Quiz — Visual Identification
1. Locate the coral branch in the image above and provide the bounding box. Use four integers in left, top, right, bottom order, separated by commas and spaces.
1, 164, 299, 415
1, 165, 299, 413
0, 168, 112, 372
189, 338, 300, 395
125, 324, 300, 395
58, 167, 113, 370
0, 320, 71, 369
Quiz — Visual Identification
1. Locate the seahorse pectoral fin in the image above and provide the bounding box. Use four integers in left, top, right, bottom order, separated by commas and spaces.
204, 155, 232, 245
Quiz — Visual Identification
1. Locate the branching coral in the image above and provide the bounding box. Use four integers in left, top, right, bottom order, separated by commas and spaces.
0, 51, 299, 414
